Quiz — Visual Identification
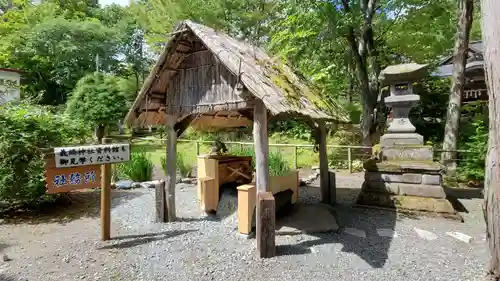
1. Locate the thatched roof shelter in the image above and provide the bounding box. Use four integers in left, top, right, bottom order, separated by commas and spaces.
124, 20, 348, 129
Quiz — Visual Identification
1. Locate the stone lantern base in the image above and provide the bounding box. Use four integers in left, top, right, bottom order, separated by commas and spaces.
356, 158, 457, 216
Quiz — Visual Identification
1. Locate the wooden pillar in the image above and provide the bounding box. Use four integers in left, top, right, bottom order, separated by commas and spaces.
253, 99, 275, 258
257, 192, 275, 258
165, 115, 177, 222
317, 120, 332, 205
101, 138, 112, 241
155, 180, 166, 222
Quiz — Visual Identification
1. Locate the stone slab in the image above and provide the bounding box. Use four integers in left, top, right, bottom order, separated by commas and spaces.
381, 133, 424, 146
275, 203, 339, 235
398, 183, 446, 199
362, 181, 399, 195
422, 174, 441, 185
355, 192, 456, 214
365, 171, 422, 184
381, 146, 433, 161
363, 159, 442, 174
364, 181, 446, 198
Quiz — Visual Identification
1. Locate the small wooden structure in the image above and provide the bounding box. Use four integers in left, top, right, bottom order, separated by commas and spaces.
197, 155, 253, 211
124, 20, 349, 257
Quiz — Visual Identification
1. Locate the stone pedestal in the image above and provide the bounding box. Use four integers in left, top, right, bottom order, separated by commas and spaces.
356, 64, 457, 215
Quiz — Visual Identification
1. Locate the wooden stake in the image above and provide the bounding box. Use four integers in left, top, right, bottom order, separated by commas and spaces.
317, 120, 331, 204
101, 138, 112, 241
155, 180, 167, 222
253, 99, 275, 258
165, 115, 177, 222
257, 192, 276, 258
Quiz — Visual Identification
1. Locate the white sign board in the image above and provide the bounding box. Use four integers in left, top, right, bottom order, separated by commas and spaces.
0, 69, 21, 105
54, 143, 130, 168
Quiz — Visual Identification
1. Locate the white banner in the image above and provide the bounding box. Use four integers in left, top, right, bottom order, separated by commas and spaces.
54, 143, 130, 168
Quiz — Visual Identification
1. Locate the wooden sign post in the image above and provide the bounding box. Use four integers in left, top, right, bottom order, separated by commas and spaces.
44, 139, 130, 241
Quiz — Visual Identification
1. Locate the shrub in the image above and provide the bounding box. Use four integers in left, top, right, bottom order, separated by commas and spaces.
0, 103, 90, 203
229, 146, 290, 176
161, 150, 194, 178
116, 150, 153, 181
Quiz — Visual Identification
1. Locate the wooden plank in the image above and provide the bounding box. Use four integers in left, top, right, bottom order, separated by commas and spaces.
165, 114, 178, 222
155, 180, 167, 222
53, 143, 130, 168
101, 138, 112, 241
257, 192, 276, 258
45, 164, 101, 194
317, 120, 331, 204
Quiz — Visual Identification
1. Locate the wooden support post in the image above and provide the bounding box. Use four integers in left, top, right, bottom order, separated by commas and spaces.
101, 138, 112, 241
253, 99, 274, 258
347, 147, 352, 173
257, 192, 276, 258
293, 145, 298, 169
165, 115, 177, 222
155, 180, 167, 222
317, 120, 331, 205
329, 170, 336, 205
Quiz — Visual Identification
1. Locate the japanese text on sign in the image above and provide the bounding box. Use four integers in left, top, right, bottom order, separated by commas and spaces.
54, 143, 130, 168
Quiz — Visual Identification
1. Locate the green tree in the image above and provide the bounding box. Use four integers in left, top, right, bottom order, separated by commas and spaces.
65, 72, 129, 142
1, 18, 120, 104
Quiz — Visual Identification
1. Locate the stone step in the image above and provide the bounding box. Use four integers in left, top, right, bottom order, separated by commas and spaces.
363, 181, 446, 199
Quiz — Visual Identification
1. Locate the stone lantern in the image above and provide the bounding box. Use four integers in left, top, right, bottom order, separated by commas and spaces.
356, 63, 457, 216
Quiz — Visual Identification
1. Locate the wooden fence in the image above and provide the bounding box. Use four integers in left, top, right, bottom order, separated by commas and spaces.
121, 137, 478, 173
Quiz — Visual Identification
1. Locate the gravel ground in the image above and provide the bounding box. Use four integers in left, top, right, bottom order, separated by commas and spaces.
0, 172, 489, 281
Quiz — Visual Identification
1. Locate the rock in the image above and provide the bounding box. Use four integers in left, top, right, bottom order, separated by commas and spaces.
62, 257, 70, 263
140, 181, 157, 189
2, 254, 10, 262
115, 180, 134, 190
131, 182, 142, 189
299, 179, 306, 187
181, 178, 193, 184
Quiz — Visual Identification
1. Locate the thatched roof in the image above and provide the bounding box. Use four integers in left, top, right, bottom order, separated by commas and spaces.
125, 20, 349, 128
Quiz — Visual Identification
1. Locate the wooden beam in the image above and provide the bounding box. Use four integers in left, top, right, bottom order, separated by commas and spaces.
257, 192, 276, 258
174, 114, 195, 137
165, 114, 177, 222
166, 29, 189, 36
253, 99, 274, 258
317, 120, 332, 205
238, 109, 254, 121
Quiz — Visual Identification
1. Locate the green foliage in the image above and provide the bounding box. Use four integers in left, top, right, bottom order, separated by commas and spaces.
65, 72, 129, 128
0, 102, 89, 203
116, 150, 153, 181
457, 117, 488, 182
160, 151, 194, 178
1, 18, 120, 104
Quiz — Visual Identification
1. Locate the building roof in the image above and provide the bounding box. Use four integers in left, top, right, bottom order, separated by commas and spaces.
433, 41, 484, 78
125, 21, 349, 128
0, 68, 23, 74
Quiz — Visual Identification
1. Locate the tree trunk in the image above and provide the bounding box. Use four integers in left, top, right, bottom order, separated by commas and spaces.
481, 0, 500, 279
441, 0, 474, 172
95, 124, 105, 144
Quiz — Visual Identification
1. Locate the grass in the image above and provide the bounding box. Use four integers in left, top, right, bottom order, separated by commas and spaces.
131, 136, 321, 170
